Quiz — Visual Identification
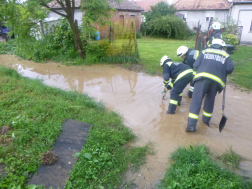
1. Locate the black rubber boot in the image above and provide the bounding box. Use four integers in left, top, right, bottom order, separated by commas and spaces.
188, 91, 193, 99
185, 125, 196, 132
167, 105, 176, 114
204, 122, 210, 127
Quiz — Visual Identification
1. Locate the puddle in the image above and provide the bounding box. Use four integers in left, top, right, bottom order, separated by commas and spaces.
1, 54, 252, 188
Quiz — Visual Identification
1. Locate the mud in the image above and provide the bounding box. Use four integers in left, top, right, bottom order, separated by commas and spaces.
1, 54, 252, 188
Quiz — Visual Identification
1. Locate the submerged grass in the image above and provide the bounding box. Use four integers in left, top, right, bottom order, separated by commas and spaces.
0, 66, 148, 188
158, 145, 251, 189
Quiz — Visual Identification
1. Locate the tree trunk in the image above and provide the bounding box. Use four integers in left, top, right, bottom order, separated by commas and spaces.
68, 18, 85, 59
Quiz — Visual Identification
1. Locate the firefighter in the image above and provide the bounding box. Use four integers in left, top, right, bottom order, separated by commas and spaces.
206, 22, 222, 48
185, 39, 234, 132
177, 46, 201, 98
160, 55, 194, 114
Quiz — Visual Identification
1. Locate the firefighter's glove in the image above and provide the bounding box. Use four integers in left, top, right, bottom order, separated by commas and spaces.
163, 80, 173, 90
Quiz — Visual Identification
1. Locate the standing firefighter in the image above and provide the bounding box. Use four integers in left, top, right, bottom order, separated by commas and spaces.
206, 22, 222, 48
186, 39, 234, 132
177, 46, 200, 98
161, 56, 194, 114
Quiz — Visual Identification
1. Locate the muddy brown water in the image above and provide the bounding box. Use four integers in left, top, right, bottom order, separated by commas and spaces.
1, 54, 252, 188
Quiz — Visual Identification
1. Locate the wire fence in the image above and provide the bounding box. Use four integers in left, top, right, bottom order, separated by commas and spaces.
97, 18, 139, 58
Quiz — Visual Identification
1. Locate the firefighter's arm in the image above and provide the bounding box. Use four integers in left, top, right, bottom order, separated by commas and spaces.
192, 53, 204, 75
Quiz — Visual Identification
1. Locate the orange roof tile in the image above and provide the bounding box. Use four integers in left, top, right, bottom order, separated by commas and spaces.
173, 0, 231, 10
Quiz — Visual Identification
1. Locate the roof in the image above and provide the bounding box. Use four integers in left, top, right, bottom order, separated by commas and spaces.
134, 0, 167, 12
173, 0, 231, 10
47, 0, 144, 11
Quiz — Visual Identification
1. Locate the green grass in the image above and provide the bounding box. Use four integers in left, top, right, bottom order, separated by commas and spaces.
158, 145, 252, 189
217, 148, 242, 169
137, 36, 195, 75
0, 66, 148, 188
230, 46, 252, 90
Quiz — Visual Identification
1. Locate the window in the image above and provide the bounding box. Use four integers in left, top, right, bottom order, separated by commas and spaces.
206, 11, 215, 22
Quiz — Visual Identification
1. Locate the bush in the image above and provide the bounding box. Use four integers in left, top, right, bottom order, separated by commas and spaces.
146, 15, 192, 39
136, 32, 142, 39
222, 32, 239, 46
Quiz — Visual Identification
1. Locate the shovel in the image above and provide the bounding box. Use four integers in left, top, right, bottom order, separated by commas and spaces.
219, 86, 227, 132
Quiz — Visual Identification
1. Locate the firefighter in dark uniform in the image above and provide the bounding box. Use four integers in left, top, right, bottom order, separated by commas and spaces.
185, 39, 234, 132
177, 46, 201, 98
160, 56, 194, 114
206, 22, 222, 48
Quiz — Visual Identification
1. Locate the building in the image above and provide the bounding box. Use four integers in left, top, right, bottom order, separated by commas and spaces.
229, 0, 252, 44
172, 0, 231, 32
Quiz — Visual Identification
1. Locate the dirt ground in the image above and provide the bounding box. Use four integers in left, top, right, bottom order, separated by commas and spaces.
1, 54, 252, 188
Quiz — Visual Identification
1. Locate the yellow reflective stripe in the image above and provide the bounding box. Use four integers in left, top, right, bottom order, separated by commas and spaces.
179, 93, 183, 96
203, 49, 229, 58
170, 100, 178, 105
168, 82, 173, 88
166, 61, 173, 67
195, 50, 199, 59
174, 69, 193, 83
194, 72, 225, 88
203, 111, 212, 117
164, 80, 169, 84
189, 113, 198, 119
193, 71, 196, 76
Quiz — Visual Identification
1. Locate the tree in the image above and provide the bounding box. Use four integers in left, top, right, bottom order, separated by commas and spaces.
1, 0, 120, 59
145, 1, 177, 22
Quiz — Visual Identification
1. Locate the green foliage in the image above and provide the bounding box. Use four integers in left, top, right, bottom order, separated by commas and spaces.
0, 66, 147, 188
222, 32, 239, 46
217, 148, 241, 168
146, 15, 192, 39
2, 19, 79, 62
1, 0, 47, 40
136, 32, 142, 39
221, 16, 240, 35
158, 145, 245, 189
229, 46, 252, 90
145, 2, 177, 22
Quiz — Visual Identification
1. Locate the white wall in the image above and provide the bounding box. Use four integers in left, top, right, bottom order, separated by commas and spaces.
177, 10, 229, 32
230, 4, 252, 43
47, 8, 83, 26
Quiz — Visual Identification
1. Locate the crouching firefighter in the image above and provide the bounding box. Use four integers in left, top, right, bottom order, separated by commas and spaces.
186, 39, 234, 132
160, 55, 194, 114
177, 46, 201, 98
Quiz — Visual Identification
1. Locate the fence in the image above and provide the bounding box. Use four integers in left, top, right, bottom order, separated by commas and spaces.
97, 18, 139, 58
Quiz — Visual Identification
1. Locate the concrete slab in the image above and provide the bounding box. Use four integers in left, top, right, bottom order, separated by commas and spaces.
27, 119, 92, 189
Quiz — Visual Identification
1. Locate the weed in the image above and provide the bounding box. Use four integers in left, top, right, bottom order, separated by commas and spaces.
217, 147, 242, 168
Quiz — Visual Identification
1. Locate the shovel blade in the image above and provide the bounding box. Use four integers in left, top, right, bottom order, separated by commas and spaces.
219, 115, 227, 132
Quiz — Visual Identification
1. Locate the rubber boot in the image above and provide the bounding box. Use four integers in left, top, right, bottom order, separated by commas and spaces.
188, 91, 193, 99
185, 125, 196, 132
167, 105, 175, 114
203, 122, 210, 127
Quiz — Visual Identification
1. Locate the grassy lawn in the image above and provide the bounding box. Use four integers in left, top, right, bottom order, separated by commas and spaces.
137, 36, 195, 75
158, 145, 252, 189
137, 37, 252, 91
229, 46, 252, 90
0, 66, 147, 188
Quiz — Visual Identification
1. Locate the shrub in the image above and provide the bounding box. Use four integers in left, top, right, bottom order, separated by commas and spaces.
222, 32, 239, 46
146, 15, 192, 39
136, 32, 142, 39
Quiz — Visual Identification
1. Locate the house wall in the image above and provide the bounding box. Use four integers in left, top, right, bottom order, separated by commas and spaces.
230, 4, 252, 44
111, 11, 142, 32
47, 9, 83, 26
177, 10, 229, 32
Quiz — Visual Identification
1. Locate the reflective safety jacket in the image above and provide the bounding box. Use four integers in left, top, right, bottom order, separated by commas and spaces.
193, 48, 234, 92
182, 49, 200, 69
163, 61, 193, 89
207, 31, 222, 47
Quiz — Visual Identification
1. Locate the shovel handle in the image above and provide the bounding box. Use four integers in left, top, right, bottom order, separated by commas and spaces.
222, 86, 226, 111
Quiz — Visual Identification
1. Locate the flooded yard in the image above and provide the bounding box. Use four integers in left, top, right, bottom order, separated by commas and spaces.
1, 54, 252, 188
